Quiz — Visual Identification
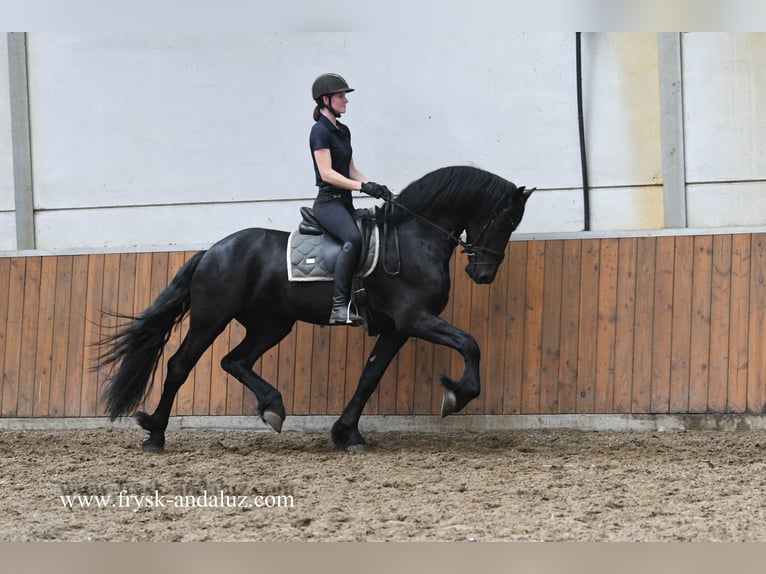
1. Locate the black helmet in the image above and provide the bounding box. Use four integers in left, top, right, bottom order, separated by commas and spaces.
312, 73, 355, 101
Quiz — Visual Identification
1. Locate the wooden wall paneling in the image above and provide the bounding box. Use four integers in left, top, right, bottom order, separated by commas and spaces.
747, 234, 766, 413
689, 236, 714, 412
556, 241, 582, 413
539, 240, 563, 414
326, 326, 348, 415
576, 239, 600, 413
484, 247, 510, 415
394, 338, 416, 415
80, 254, 104, 416
361, 332, 379, 415
708, 235, 732, 412
292, 321, 314, 415
0, 258, 11, 414
502, 242, 525, 415
594, 239, 618, 413
466, 281, 491, 415
650, 237, 675, 413
613, 238, 637, 413
631, 237, 656, 413
413, 338, 435, 415
48, 256, 73, 416
669, 237, 693, 412
1, 258, 26, 416
309, 325, 331, 414
521, 241, 545, 413
63, 255, 89, 416
32, 256, 57, 416
17, 256, 41, 416
96, 254, 122, 416
728, 235, 751, 412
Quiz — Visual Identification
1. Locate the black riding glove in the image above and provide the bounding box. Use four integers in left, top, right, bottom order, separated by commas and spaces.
360, 182, 393, 201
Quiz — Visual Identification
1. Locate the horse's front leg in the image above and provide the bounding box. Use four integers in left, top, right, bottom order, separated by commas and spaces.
332, 331, 408, 452
403, 312, 481, 417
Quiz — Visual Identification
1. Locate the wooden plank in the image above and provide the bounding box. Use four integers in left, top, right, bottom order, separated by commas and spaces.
613, 238, 637, 414
292, 321, 314, 415
689, 235, 713, 413
33, 257, 57, 416
651, 237, 675, 413
576, 239, 600, 413
557, 240, 582, 413
539, 240, 563, 414
632, 237, 656, 413
0, 258, 10, 415
16, 256, 41, 417
466, 281, 491, 415
521, 240, 545, 413
395, 339, 416, 415
669, 236, 693, 412
708, 235, 732, 412
326, 326, 348, 415
595, 239, 618, 412
413, 338, 435, 415
484, 245, 510, 415
63, 256, 89, 416
502, 241, 527, 413
95, 254, 121, 417
1, 258, 26, 416
747, 234, 766, 413
48, 256, 73, 416
727, 234, 750, 412
80, 254, 104, 416
309, 324, 331, 414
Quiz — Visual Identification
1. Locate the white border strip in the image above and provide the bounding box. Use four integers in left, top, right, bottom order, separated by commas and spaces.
2, 414, 766, 432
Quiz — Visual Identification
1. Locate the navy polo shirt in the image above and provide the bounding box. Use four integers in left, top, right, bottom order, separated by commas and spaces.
309, 115, 353, 193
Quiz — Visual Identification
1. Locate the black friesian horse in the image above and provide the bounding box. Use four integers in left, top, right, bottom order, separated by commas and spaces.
99, 166, 534, 452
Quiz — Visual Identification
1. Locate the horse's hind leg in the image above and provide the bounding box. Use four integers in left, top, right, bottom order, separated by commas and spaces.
221, 314, 295, 432
137, 320, 228, 453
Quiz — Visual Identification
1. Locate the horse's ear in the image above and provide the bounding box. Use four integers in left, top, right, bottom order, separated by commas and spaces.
522, 187, 536, 200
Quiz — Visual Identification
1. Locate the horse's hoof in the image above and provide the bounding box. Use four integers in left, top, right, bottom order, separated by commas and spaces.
441, 390, 457, 417
262, 410, 283, 433
345, 443, 371, 454
141, 440, 165, 454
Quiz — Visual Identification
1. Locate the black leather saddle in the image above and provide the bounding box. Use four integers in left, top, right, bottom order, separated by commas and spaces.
298, 207, 375, 272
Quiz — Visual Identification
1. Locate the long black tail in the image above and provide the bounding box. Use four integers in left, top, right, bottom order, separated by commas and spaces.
97, 251, 206, 419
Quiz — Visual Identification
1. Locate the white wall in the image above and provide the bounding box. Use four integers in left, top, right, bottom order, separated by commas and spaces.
3, 32, 766, 251
0, 39, 17, 250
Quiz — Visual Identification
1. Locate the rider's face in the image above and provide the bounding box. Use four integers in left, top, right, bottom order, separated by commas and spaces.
327, 92, 348, 114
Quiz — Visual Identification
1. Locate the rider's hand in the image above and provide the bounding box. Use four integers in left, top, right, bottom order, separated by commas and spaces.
361, 182, 393, 201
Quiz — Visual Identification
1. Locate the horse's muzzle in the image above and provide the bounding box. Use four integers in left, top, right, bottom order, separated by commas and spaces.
465, 263, 499, 284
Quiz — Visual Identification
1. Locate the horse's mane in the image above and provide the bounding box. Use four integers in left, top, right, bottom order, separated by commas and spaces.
377, 166, 515, 224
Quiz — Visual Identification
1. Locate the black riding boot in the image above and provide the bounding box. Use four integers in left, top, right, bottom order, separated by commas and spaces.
329, 242, 363, 326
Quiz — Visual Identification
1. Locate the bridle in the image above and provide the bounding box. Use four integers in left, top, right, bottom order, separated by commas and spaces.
379, 195, 516, 275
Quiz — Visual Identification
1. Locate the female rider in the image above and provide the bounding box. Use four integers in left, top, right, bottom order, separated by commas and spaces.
309, 73, 392, 325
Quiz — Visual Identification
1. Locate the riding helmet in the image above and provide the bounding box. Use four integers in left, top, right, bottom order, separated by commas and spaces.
312, 73, 355, 101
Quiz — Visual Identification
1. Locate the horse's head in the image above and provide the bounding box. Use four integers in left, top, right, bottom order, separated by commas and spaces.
464, 185, 534, 284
